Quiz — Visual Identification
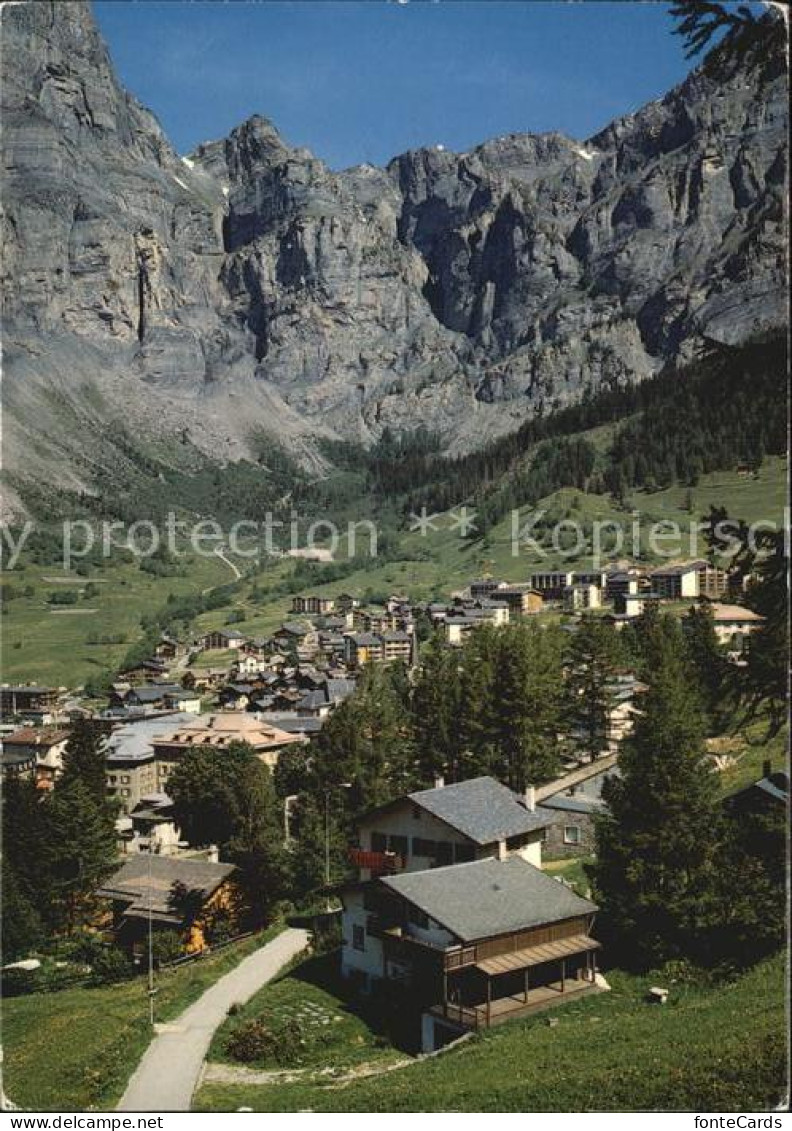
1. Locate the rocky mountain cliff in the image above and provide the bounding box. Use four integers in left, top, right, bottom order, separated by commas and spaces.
1, 1, 786, 512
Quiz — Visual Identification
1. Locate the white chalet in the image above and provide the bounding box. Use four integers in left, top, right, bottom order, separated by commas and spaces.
339, 777, 603, 1050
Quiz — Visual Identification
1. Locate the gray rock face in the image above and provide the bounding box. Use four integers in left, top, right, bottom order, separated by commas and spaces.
0, 1, 787, 507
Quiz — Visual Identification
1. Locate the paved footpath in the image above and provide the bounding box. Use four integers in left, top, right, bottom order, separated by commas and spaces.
117, 927, 309, 1112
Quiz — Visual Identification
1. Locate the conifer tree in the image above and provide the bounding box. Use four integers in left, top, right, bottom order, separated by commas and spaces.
566, 617, 624, 761
589, 615, 720, 967
60, 718, 110, 805
682, 603, 728, 731
41, 780, 118, 932
491, 622, 566, 789
411, 631, 464, 782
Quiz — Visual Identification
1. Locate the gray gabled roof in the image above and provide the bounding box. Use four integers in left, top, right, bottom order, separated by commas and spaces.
96, 855, 235, 921
407, 776, 549, 844
381, 856, 596, 943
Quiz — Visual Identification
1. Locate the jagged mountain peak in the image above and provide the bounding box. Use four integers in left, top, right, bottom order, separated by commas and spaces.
0, 0, 786, 514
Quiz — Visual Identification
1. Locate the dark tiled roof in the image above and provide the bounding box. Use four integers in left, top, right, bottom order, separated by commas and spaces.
538, 796, 605, 815
407, 776, 549, 844
651, 560, 707, 576
381, 856, 596, 942
96, 855, 235, 920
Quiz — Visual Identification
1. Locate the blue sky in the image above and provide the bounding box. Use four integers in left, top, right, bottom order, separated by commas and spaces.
94, 1, 694, 169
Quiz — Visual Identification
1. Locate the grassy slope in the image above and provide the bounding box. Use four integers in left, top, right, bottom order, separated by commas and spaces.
1, 927, 281, 1111
195, 951, 787, 1113
0, 552, 232, 687
187, 456, 789, 633
206, 951, 403, 1073
1, 457, 786, 686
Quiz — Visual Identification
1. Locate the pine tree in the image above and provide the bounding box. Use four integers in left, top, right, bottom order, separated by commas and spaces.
1, 860, 44, 960
458, 625, 502, 777
669, 1, 786, 82
41, 780, 118, 932
168, 742, 289, 923
168, 743, 254, 848
2, 774, 54, 930
682, 603, 728, 730
60, 718, 110, 805
411, 631, 464, 782
713, 802, 786, 968
491, 622, 566, 789
566, 617, 623, 761
589, 615, 720, 968
228, 759, 290, 924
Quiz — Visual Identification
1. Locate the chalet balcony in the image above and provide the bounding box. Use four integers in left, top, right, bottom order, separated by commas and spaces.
347, 847, 405, 875
436, 933, 602, 1031
431, 974, 602, 1031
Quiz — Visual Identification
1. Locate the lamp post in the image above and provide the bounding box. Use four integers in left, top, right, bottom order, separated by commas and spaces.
323, 783, 351, 912
147, 838, 159, 1028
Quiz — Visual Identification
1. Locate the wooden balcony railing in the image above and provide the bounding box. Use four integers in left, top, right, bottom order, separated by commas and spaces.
347, 847, 404, 874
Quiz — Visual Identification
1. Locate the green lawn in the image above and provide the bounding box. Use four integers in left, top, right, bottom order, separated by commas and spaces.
1, 927, 282, 1111
195, 951, 787, 1112
207, 951, 403, 1074
712, 716, 788, 798
0, 551, 231, 688
543, 856, 595, 897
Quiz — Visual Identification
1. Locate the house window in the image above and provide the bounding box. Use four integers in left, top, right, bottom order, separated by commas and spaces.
564, 825, 581, 846
352, 925, 365, 951
388, 835, 408, 856
370, 831, 387, 853
453, 843, 474, 863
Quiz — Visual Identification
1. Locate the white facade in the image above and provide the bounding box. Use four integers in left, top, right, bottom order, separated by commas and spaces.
356, 798, 543, 877
563, 584, 601, 612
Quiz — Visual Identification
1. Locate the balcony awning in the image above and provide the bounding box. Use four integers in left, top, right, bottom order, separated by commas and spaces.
475, 934, 600, 976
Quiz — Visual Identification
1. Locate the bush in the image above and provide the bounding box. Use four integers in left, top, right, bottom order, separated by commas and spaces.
225, 1016, 309, 1066
225, 1018, 280, 1063
47, 589, 79, 605
89, 946, 135, 985
152, 930, 185, 967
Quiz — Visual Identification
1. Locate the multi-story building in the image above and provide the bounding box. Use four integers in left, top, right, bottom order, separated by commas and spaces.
705, 603, 765, 654
605, 570, 645, 602
469, 578, 502, 600
563, 584, 601, 612
0, 726, 69, 791
344, 632, 384, 668
0, 684, 59, 723
651, 561, 703, 600
291, 595, 336, 616
103, 713, 196, 813
380, 631, 413, 664
340, 776, 602, 1051
527, 572, 574, 600
495, 586, 544, 616
696, 562, 730, 600
151, 712, 301, 786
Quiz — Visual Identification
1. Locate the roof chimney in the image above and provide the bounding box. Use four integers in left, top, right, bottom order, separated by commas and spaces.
524, 785, 536, 812
434, 774, 445, 790
207, 844, 219, 863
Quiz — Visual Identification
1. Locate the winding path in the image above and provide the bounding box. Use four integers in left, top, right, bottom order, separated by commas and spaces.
117, 927, 308, 1112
